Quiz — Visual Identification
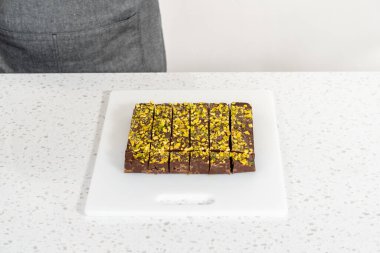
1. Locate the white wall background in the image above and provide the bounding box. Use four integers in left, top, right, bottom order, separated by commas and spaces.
159, 0, 380, 71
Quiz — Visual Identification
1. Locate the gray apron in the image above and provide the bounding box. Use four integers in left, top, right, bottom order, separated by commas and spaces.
0, 0, 166, 72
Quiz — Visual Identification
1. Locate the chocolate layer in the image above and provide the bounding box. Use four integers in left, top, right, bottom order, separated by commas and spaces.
147, 104, 172, 173
190, 150, 209, 174
170, 151, 189, 173
209, 151, 230, 174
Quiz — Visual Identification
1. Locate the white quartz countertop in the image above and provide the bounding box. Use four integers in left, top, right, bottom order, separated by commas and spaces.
0, 73, 379, 252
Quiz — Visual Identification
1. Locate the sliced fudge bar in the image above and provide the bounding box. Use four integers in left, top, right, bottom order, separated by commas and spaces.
124, 103, 155, 173
190, 150, 209, 174
170, 103, 190, 173
170, 151, 190, 173
209, 103, 230, 152
209, 151, 230, 174
126, 103, 155, 151
230, 102, 254, 152
150, 104, 172, 151
230, 102, 255, 173
147, 104, 172, 173
190, 103, 209, 150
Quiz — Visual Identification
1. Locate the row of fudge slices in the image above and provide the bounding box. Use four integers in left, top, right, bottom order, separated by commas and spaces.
124, 102, 255, 174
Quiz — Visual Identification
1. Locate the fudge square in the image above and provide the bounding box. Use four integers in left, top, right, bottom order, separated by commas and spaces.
170, 103, 190, 173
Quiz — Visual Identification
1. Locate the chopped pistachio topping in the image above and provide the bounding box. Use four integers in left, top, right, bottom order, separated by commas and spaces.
148, 150, 169, 165
148, 104, 172, 167
171, 151, 189, 162
190, 103, 209, 150
209, 103, 230, 151
191, 150, 209, 160
125, 102, 254, 173
151, 104, 172, 151
127, 103, 154, 162
231, 102, 254, 152
231, 151, 254, 166
210, 151, 230, 163
170, 103, 190, 150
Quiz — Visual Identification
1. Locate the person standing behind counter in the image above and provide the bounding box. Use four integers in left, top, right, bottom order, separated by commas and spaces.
0, 0, 166, 72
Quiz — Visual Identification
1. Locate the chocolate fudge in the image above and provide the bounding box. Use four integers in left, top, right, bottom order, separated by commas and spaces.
230, 102, 255, 172
170, 151, 189, 173
169, 103, 190, 173
147, 150, 170, 174
231, 152, 255, 173
189, 103, 210, 173
209, 151, 230, 174
208, 103, 230, 173
147, 104, 172, 173
209, 103, 230, 152
190, 103, 209, 150
190, 150, 209, 174
124, 103, 155, 173
170, 103, 190, 151
124, 102, 255, 174
124, 150, 149, 173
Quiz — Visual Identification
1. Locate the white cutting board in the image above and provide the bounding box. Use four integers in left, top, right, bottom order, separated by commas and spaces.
85, 90, 287, 217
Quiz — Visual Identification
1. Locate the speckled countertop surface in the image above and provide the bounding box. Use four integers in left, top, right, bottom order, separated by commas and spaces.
0, 73, 379, 253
